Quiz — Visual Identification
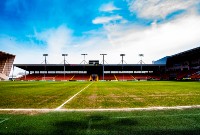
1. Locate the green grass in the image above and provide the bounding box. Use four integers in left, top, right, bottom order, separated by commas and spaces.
0, 81, 200, 109
64, 81, 200, 108
1, 109, 200, 134
0, 81, 90, 108
1, 81, 200, 134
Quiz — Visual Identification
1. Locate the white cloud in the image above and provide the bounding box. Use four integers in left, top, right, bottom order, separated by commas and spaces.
35, 25, 72, 64
127, 0, 199, 19
104, 13, 200, 63
99, 2, 120, 12
92, 15, 123, 24
68, 13, 200, 64
93, 2, 125, 25
2, 12, 200, 76
0, 35, 43, 63
0, 25, 73, 65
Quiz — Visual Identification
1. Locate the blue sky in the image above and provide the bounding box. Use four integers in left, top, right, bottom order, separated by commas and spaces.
1, 0, 200, 70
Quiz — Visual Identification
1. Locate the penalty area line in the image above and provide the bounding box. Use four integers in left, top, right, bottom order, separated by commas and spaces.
55, 82, 94, 110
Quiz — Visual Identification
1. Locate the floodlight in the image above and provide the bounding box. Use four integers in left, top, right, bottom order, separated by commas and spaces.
139, 54, 144, 57
42, 54, 48, 81
100, 54, 107, 80
62, 54, 68, 80
43, 54, 48, 56
62, 54, 68, 56
80, 54, 88, 64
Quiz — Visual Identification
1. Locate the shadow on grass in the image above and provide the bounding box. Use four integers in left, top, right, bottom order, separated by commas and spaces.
51, 119, 200, 135
87, 114, 109, 121
52, 115, 140, 134
1, 115, 200, 135
48, 114, 200, 135
52, 120, 88, 135
126, 130, 200, 135
114, 118, 138, 126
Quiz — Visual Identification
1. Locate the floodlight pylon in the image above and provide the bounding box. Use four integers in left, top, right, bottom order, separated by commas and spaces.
62, 54, 68, 80
120, 54, 126, 81
43, 54, 48, 80
138, 54, 145, 64
80, 54, 88, 64
100, 54, 107, 80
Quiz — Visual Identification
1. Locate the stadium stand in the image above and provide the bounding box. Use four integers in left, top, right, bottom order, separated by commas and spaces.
18, 73, 92, 81
18, 74, 38, 81
132, 74, 161, 81
190, 71, 200, 80
166, 46, 200, 80
176, 70, 196, 80
0, 51, 15, 80
55, 74, 74, 81
71, 74, 90, 81
15, 64, 165, 81
13, 46, 200, 81
132, 74, 149, 80
99, 74, 116, 81
115, 74, 135, 81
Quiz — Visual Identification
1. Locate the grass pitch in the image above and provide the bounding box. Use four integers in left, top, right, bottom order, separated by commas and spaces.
0, 81, 200, 134
0, 81, 90, 108
1, 109, 200, 134
0, 81, 199, 109
65, 81, 200, 109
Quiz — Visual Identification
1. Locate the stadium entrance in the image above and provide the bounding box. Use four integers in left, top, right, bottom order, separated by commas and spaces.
91, 74, 98, 81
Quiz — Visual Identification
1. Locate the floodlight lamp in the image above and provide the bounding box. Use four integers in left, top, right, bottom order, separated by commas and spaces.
81, 54, 87, 55
120, 54, 125, 56
43, 54, 48, 56
62, 54, 68, 56
100, 54, 107, 55
139, 54, 144, 57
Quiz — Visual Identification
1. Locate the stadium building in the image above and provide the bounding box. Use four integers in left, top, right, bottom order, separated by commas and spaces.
12, 46, 200, 81
0, 51, 15, 80
166, 46, 200, 80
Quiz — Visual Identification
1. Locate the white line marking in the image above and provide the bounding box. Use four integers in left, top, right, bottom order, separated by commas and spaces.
0, 118, 10, 124
0, 109, 54, 111
55, 82, 94, 110
1, 105, 200, 112
56, 105, 200, 112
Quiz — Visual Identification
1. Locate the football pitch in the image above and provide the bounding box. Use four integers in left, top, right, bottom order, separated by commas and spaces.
0, 81, 200, 109
0, 81, 200, 134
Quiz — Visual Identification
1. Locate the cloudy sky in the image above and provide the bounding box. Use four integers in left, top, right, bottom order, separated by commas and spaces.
1, 0, 200, 65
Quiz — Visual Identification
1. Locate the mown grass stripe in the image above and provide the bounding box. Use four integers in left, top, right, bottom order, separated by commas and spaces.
0, 118, 10, 124
87, 119, 92, 134
113, 113, 200, 119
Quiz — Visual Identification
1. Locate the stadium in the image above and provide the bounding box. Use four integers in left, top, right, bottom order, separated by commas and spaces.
0, 51, 15, 81
0, 47, 200, 134
1, 0, 200, 134
10, 46, 200, 81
